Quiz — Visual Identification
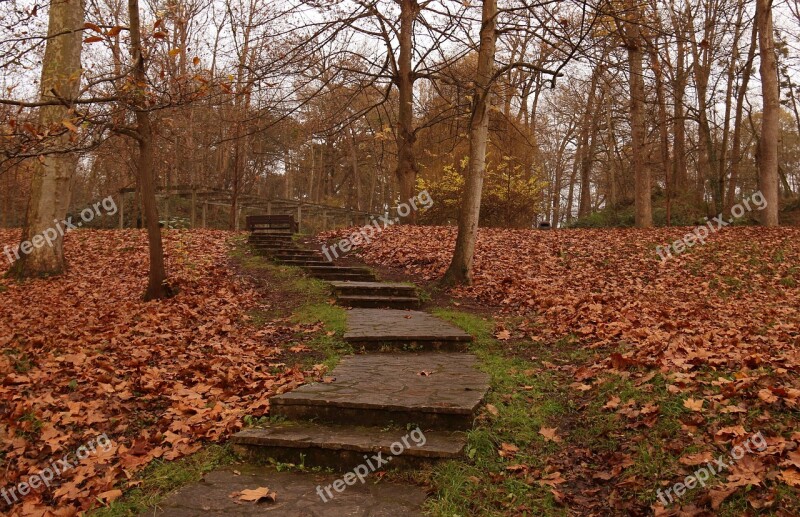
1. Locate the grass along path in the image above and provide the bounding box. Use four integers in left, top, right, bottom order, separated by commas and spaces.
413, 308, 799, 516
88, 239, 349, 516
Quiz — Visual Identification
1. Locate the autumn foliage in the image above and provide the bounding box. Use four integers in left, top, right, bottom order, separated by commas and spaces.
322, 225, 800, 512
0, 230, 316, 515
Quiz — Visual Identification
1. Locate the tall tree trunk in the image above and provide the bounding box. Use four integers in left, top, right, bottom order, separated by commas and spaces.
578, 67, 602, 218
625, 0, 651, 227
441, 0, 496, 286
756, 0, 780, 226
717, 4, 745, 215
348, 126, 362, 211
686, 1, 718, 209
725, 19, 757, 214
395, 0, 420, 221
648, 40, 672, 225
129, 0, 172, 300
9, 0, 84, 278
672, 33, 688, 198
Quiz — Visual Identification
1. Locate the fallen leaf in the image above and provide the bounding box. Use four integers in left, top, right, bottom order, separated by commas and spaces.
235, 487, 277, 503
539, 427, 562, 443
683, 397, 704, 412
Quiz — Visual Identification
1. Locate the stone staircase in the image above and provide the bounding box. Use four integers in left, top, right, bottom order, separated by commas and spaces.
232, 227, 490, 474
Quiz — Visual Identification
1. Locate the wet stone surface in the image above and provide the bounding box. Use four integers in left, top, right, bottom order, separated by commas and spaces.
147, 465, 427, 516
344, 309, 473, 342
272, 352, 489, 415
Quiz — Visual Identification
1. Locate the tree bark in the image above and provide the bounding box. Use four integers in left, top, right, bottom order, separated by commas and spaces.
625, 0, 651, 227
672, 31, 688, 197
725, 17, 757, 214
395, 0, 420, 222
756, 0, 780, 226
9, 0, 84, 278
578, 67, 602, 218
648, 39, 672, 225
129, 0, 172, 300
441, 0, 496, 286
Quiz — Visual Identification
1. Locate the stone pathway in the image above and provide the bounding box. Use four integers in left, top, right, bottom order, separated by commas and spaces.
147, 227, 489, 515
148, 465, 427, 516
344, 309, 472, 350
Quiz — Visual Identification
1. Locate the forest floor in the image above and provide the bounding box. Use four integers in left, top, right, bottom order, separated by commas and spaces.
0, 226, 799, 516
318, 225, 800, 516
0, 229, 345, 516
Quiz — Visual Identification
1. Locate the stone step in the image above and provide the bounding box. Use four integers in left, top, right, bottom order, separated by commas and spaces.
337, 295, 420, 310
271, 353, 489, 430
251, 238, 296, 245
251, 229, 294, 235
231, 422, 466, 471
278, 259, 332, 267
344, 309, 473, 352
311, 272, 378, 282
304, 266, 373, 275
273, 255, 325, 263
330, 281, 417, 298
257, 249, 313, 257
249, 238, 295, 245
270, 250, 321, 257
250, 242, 300, 253
147, 466, 428, 516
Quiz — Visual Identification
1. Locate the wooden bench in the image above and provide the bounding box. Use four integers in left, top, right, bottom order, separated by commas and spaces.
246, 215, 299, 234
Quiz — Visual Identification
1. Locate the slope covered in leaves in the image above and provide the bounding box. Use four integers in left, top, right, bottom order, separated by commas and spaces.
0, 230, 314, 516
322, 225, 800, 513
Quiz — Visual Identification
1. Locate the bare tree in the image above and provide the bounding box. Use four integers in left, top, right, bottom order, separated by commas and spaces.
756, 0, 779, 226
441, 0, 497, 286
129, 0, 173, 299
8, 0, 85, 278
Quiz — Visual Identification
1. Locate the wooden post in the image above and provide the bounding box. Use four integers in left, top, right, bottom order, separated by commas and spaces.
164, 193, 170, 226
235, 207, 242, 230
190, 188, 197, 228
267, 202, 272, 215
202, 202, 207, 228
322, 210, 328, 231
296, 204, 302, 233
119, 192, 124, 229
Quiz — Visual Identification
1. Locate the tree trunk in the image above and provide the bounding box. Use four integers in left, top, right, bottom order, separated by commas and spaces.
578, 68, 602, 218
647, 40, 671, 225
672, 34, 688, 197
625, 1, 651, 227
9, 0, 84, 278
725, 18, 757, 214
395, 0, 420, 221
717, 4, 745, 216
129, 0, 172, 300
348, 126, 362, 211
756, 0, 780, 226
441, 0, 496, 286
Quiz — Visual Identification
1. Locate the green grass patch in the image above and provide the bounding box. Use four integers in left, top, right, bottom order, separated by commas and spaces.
422, 309, 568, 516
88, 445, 235, 517
231, 239, 350, 370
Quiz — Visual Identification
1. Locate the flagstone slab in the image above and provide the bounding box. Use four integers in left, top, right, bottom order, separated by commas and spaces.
232, 422, 465, 470
271, 352, 489, 429
145, 465, 427, 516
344, 309, 472, 341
